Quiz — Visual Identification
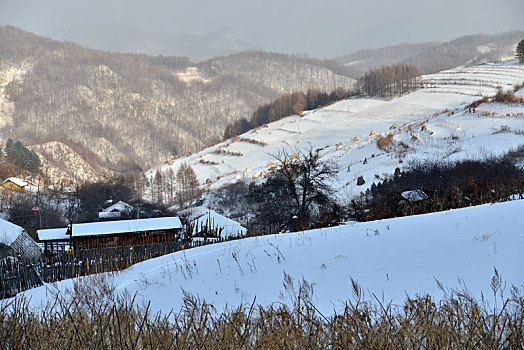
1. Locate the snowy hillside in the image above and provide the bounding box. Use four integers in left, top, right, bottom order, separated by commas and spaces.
147, 60, 524, 199
19, 199, 524, 315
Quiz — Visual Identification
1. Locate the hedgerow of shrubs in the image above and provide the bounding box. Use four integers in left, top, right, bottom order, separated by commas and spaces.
354, 156, 524, 221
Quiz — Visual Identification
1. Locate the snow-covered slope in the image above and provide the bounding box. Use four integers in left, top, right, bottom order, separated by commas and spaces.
19, 200, 524, 315
147, 60, 524, 199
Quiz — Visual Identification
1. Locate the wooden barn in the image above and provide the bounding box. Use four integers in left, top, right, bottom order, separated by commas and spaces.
38, 216, 183, 254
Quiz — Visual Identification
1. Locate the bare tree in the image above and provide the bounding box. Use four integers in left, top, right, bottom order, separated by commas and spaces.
250, 147, 338, 230
176, 163, 200, 208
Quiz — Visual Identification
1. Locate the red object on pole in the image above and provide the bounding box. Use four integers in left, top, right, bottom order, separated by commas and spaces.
32, 207, 40, 215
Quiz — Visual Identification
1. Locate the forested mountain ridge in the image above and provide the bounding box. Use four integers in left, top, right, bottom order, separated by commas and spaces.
335, 31, 524, 76
0, 26, 355, 181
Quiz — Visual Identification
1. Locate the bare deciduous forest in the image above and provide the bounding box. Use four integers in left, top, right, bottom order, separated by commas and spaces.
0, 26, 355, 175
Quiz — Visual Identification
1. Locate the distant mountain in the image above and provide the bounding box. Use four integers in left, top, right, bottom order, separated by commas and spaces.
0, 26, 355, 183
335, 31, 524, 75
49, 23, 254, 62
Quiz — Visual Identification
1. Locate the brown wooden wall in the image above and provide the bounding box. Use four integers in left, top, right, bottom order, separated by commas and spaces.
73, 229, 180, 251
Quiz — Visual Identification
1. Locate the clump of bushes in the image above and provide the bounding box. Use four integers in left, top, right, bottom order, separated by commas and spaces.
494, 89, 523, 104
376, 134, 394, 151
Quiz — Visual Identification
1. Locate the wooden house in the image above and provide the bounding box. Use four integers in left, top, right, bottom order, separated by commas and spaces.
38, 216, 183, 254
1, 177, 34, 192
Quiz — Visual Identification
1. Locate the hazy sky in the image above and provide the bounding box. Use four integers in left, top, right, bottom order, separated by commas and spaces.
1, 0, 523, 57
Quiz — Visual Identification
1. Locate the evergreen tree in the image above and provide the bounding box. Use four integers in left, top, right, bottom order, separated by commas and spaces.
517, 39, 524, 63
3, 138, 41, 173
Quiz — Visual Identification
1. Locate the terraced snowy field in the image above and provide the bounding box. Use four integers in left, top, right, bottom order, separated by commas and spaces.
147, 60, 524, 199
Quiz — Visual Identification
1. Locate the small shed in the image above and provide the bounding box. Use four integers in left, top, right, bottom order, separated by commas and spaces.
401, 190, 428, 202
37, 227, 70, 256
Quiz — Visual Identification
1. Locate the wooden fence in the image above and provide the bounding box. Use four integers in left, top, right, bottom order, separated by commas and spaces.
0, 257, 43, 299
1, 225, 282, 299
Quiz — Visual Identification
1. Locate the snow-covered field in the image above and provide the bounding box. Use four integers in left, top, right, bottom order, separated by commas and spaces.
18, 199, 524, 315
147, 60, 524, 199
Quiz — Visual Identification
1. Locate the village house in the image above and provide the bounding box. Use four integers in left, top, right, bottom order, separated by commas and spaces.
38, 216, 183, 254
1, 177, 37, 192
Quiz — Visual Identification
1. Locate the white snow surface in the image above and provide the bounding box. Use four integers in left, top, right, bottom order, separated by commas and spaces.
146, 60, 524, 200
71, 217, 182, 237
0, 218, 24, 246
18, 200, 524, 315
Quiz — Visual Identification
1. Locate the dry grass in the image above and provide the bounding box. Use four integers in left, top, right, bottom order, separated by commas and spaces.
469, 96, 489, 108
494, 89, 523, 104
376, 134, 394, 151
238, 137, 268, 147
1, 275, 523, 349
211, 148, 244, 157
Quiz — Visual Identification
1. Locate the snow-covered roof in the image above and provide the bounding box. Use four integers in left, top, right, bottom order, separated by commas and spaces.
102, 200, 133, 213
0, 218, 24, 246
3, 177, 29, 188
72, 216, 183, 237
401, 190, 428, 202
37, 228, 69, 241
98, 211, 122, 219
193, 209, 246, 238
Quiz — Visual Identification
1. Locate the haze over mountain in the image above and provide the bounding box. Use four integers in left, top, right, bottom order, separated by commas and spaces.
1, 0, 522, 58
49, 24, 254, 62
